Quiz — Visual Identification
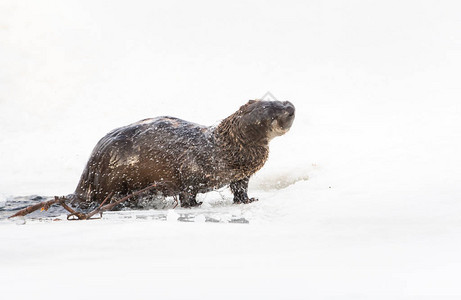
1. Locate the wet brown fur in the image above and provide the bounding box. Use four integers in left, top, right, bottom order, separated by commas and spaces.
72, 100, 295, 207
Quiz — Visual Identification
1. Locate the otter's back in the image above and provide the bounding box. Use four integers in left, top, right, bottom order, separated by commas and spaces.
74, 116, 213, 202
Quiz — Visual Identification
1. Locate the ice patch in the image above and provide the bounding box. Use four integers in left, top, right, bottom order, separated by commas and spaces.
13, 217, 26, 225
166, 209, 179, 222
194, 214, 206, 222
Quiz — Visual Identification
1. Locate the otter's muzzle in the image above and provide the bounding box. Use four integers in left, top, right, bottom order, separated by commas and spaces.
279, 101, 295, 130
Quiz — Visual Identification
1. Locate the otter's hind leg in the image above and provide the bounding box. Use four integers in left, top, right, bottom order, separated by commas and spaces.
179, 192, 202, 208
230, 177, 258, 204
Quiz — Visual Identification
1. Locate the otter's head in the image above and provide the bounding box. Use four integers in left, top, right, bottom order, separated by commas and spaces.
218, 100, 295, 145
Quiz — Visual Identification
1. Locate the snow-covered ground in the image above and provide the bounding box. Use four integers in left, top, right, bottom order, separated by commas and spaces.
1, 0, 461, 299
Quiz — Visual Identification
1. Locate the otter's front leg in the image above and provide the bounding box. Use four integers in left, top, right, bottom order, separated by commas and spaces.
179, 191, 202, 208
230, 177, 258, 204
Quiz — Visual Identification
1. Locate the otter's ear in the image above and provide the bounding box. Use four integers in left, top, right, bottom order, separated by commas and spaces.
248, 99, 259, 104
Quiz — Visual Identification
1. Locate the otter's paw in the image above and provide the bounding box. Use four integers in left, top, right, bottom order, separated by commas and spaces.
234, 197, 259, 204
246, 197, 259, 204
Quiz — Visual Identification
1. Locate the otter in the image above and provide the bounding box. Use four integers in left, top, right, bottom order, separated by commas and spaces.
72, 100, 295, 208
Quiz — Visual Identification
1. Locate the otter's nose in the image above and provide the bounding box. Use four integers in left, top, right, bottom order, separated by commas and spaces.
283, 101, 295, 117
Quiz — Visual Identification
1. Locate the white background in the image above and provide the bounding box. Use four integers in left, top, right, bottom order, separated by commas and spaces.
1, 0, 460, 299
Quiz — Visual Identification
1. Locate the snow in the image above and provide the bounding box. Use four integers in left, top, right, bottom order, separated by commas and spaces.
1, 0, 461, 299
